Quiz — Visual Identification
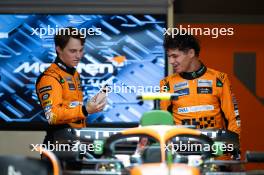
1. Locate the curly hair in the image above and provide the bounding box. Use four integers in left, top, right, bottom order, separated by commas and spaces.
163, 34, 200, 56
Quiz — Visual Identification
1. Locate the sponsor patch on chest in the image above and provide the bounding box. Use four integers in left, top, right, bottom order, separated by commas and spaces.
174, 88, 190, 96
197, 79, 213, 87
174, 81, 189, 91
178, 105, 214, 114
197, 87, 212, 94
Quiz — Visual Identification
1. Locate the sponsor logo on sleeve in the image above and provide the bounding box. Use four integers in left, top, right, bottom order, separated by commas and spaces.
236, 116, 241, 127
65, 76, 73, 82
43, 100, 52, 107
44, 109, 52, 115
45, 111, 52, 120
69, 101, 83, 108
235, 110, 239, 116
44, 105, 52, 112
39, 86, 52, 93
78, 84, 82, 90
42, 93, 50, 100
47, 112, 57, 124
68, 83, 76, 90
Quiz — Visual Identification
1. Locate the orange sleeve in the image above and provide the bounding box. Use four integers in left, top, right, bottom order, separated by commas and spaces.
160, 78, 172, 112
36, 75, 85, 125
220, 74, 241, 136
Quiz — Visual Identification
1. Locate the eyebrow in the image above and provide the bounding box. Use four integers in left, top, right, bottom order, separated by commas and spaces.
168, 53, 178, 56
69, 48, 83, 51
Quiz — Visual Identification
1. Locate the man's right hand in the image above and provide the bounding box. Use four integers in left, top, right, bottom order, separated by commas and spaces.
86, 92, 107, 114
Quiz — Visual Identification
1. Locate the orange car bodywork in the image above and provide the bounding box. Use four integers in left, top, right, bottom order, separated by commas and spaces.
130, 163, 200, 175
122, 126, 201, 162
120, 126, 202, 175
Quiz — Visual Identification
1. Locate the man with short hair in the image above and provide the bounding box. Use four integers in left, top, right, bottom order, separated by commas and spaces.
36, 27, 106, 131
160, 34, 241, 136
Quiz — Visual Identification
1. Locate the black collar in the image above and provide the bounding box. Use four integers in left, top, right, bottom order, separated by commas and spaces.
179, 63, 207, 80
54, 57, 76, 75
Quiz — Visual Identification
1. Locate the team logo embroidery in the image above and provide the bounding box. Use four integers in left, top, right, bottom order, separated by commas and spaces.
60, 78, 65, 84
216, 78, 223, 87
164, 81, 170, 92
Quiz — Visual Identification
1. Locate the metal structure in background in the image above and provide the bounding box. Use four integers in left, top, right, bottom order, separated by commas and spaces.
0, 0, 168, 14
167, 0, 174, 75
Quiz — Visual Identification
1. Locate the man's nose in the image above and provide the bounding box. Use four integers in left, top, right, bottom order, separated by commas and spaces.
76, 52, 82, 59
168, 57, 175, 64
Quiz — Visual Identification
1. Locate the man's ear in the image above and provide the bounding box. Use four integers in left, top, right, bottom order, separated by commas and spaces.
188, 49, 195, 57
56, 46, 62, 55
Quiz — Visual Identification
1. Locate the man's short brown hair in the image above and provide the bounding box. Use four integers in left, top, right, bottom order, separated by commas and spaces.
54, 27, 85, 50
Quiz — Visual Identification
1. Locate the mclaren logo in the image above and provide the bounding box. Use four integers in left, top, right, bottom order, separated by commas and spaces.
13, 62, 114, 76
14, 62, 50, 73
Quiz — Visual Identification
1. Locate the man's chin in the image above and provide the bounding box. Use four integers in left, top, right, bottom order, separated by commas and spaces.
173, 69, 181, 73
72, 63, 79, 67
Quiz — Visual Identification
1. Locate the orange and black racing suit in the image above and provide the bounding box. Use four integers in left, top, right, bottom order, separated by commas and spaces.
160, 63, 241, 136
36, 57, 88, 130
